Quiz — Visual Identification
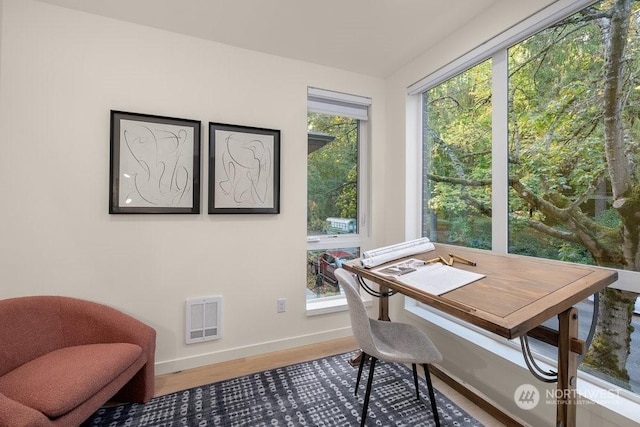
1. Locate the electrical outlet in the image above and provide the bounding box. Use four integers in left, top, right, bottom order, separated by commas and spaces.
277, 298, 286, 313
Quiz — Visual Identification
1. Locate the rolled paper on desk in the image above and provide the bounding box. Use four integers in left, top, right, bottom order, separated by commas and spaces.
361, 238, 435, 268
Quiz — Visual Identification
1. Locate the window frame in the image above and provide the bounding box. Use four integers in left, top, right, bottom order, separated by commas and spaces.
406, 0, 640, 412
306, 87, 371, 314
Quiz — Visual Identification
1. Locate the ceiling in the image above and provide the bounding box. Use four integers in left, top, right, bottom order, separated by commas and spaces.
36, 0, 530, 77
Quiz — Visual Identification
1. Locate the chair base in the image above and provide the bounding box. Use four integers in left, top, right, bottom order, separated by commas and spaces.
354, 352, 440, 427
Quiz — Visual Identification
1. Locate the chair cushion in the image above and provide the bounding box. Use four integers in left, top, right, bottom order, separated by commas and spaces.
0, 343, 142, 418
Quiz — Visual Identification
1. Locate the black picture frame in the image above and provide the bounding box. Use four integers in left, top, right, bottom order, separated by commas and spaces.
208, 122, 281, 214
109, 110, 201, 214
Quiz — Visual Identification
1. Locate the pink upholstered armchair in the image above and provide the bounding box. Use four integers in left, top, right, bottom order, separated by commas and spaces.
0, 296, 156, 426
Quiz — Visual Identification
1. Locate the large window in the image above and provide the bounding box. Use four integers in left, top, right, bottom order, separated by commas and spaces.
420, 0, 640, 395
306, 88, 370, 308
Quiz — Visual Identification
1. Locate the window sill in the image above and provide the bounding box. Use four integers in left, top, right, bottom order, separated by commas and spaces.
404, 298, 640, 424
306, 295, 372, 316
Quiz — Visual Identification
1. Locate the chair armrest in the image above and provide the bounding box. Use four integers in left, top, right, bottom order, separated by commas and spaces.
58, 298, 157, 402
0, 392, 51, 427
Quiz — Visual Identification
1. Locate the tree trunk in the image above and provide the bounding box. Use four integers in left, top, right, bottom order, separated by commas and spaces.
584, 288, 636, 381
581, 0, 638, 383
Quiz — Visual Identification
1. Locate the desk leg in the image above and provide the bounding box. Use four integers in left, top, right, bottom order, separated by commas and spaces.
378, 284, 390, 321
556, 307, 578, 427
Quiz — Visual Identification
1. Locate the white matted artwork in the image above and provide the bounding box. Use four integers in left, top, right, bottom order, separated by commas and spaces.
109, 111, 201, 214
208, 122, 280, 214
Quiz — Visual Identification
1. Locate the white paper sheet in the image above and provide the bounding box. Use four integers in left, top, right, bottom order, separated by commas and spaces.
375, 259, 485, 295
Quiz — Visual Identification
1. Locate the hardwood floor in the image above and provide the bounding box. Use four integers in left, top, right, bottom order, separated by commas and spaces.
154, 337, 510, 426
154, 337, 359, 396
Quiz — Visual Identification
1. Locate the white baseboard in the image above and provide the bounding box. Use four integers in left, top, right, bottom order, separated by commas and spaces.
154, 327, 352, 375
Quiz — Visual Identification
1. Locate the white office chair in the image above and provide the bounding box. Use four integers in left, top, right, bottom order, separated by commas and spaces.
335, 268, 442, 427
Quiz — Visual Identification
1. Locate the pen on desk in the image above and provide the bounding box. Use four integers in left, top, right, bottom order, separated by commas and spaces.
441, 298, 477, 313
425, 257, 442, 264
448, 253, 477, 266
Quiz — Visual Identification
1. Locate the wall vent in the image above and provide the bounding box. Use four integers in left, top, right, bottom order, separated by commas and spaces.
185, 296, 222, 344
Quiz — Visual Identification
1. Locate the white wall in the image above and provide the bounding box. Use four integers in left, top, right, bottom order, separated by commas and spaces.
0, 0, 386, 374
384, 0, 640, 425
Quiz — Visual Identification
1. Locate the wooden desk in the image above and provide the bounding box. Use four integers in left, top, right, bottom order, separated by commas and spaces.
342, 243, 618, 427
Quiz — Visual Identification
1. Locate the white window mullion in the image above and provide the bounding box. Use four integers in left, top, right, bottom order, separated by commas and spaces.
492, 50, 509, 254
358, 119, 370, 239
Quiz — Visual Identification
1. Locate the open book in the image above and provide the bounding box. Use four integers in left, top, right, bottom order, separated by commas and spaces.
374, 259, 485, 295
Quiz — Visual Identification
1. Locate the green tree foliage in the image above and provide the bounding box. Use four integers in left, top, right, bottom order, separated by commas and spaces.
425, 59, 493, 248
307, 113, 358, 234
425, 0, 640, 384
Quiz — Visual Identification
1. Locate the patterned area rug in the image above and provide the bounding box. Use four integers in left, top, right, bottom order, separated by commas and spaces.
83, 352, 484, 426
